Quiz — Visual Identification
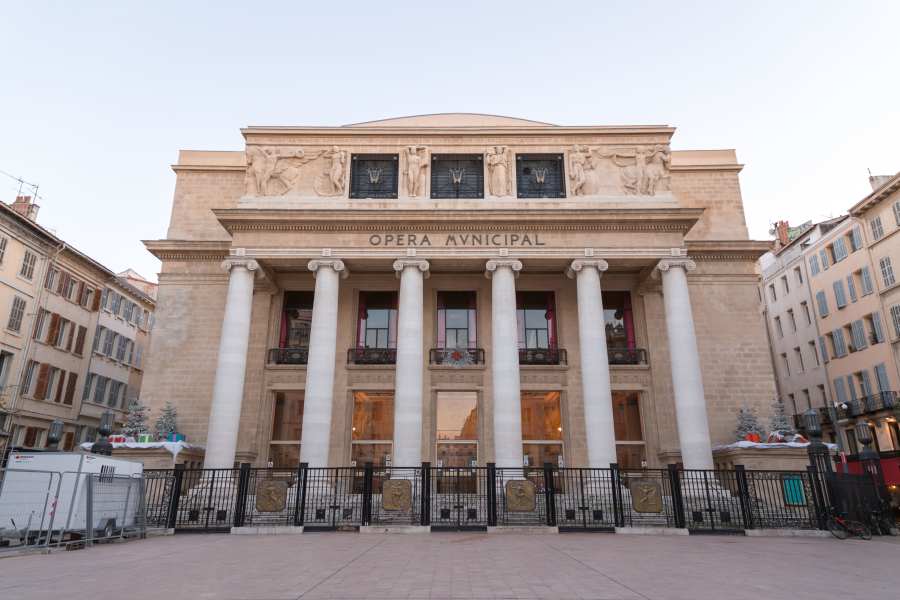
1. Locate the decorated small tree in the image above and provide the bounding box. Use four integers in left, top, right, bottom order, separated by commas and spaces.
154, 402, 178, 441
734, 405, 763, 442
769, 399, 795, 436
122, 398, 150, 438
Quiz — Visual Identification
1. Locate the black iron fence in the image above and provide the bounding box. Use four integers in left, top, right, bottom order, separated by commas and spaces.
143, 463, 840, 534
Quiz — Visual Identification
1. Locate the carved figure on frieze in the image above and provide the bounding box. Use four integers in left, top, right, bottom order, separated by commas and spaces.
600, 146, 671, 196
245, 147, 300, 196
314, 146, 348, 197
404, 146, 429, 197
486, 146, 512, 197
644, 145, 671, 195
568, 145, 591, 196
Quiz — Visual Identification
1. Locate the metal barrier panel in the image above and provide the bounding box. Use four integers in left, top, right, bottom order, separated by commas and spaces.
678, 470, 746, 532
617, 468, 680, 528
142, 469, 175, 528
429, 466, 489, 530
495, 467, 550, 526
369, 466, 423, 526
0, 469, 62, 550
300, 467, 364, 530
81, 473, 147, 543
745, 470, 817, 530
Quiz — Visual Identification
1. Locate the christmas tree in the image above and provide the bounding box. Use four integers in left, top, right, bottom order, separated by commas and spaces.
734, 405, 763, 441
768, 399, 795, 435
122, 398, 150, 438
154, 402, 178, 441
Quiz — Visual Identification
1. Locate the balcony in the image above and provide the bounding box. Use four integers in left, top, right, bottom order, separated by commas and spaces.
519, 348, 567, 366
793, 391, 897, 429
607, 347, 648, 366
347, 347, 397, 365
429, 348, 485, 366
268, 347, 308, 365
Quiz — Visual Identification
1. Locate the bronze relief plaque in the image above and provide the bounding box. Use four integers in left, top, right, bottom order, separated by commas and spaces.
382, 479, 412, 511
505, 480, 536, 512
255, 480, 288, 513
630, 478, 663, 513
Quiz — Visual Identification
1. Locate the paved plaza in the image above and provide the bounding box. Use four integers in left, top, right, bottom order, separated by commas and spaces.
1, 532, 898, 599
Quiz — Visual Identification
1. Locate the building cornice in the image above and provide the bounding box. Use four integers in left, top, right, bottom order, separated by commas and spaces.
143, 240, 232, 261
849, 171, 900, 215
241, 124, 678, 138
685, 240, 772, 262
211, 207, 705, 235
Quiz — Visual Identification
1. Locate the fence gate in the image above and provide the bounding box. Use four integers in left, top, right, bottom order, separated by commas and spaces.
554, 468, 618, 531
300, 467, 364, 531
679, 470, 746, 533
429, 467, 489, 530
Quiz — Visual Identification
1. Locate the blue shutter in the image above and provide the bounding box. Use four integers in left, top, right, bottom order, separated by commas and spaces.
846, 276, 857, 302
818, 336, 830, 363
820, 249, 830, 270
834, 378, 848, 404
872, 312, 885, 343
846, 376, 858, 402
851, 227, 863, 251
853, 320, 868, 350
874, 363, 891, 393
809, 255, 820, 276
834, 238, 847, 261
816, 291, 829, 317
833, 281, 847, 308
861, 267, 874, 295
833, 329, 846, 357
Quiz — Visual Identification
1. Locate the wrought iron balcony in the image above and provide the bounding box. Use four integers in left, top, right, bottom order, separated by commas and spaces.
429, 348, 485, 366
519, 347, 567, 366
607, 347, 648, 366
861, 391, 897, 413
347, 347, 397, 365
268, 347, 309, 365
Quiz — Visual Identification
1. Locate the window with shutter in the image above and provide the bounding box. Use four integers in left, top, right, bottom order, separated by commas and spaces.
19, 251, 36, 280
874, 363, 891, 393
870, 216, 884, 240
0, 236, 6, 263
846, 275, 857, 302
46, 314, 60, 345
861, 267, 874, 295
890, 305, 900, 338
880, 257, 895, 287
833, 329, 847, 357
91, 288, 101, 311
64, 373, 77, 406
7, 296, 26, 332
34, 363, 50, 399
818, 337, 829, 363
74, 326, 86, 355
871, 312, 885, 343
850, 226, 863, 251
809, 255, 820, 276
53, 369, 66, 403
816, 291, 829, 317
851, 320, 867, 350
833, 281, 847, 308
860, 370, 874, 399
819, 249, 829, 270
834, 378, 848, 405
82, 373, 94, 402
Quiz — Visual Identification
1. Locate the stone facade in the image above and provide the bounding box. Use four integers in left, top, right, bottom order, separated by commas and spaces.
142, 114, 776, 470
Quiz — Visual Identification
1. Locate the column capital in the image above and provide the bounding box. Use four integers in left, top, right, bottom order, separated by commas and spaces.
308, 258, 348, 279
392, 258, 430, 279
654, 258, 697, 277
565, 259, 609, 279
484, 259, 523, 279
220, 257, 260, 273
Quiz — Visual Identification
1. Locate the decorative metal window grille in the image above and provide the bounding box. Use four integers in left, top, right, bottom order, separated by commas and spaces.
516, 154, 565, 198
430, 155, 483, 199
349, 154, 399, 199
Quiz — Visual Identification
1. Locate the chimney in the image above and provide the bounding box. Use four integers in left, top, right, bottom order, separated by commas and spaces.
869, 174, 893, 191
8, 196, 40, 222
773, 220, 790, 248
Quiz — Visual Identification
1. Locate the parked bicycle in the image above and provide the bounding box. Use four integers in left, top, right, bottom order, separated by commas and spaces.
826, 509, 872, 540
865, 499, 898, 536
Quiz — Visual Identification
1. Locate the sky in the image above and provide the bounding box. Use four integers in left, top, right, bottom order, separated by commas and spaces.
1, 1, 898, 281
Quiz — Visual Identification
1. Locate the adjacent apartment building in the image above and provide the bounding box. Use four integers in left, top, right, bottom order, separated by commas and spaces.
0, 196, 156, 458
760, 174, 900, 456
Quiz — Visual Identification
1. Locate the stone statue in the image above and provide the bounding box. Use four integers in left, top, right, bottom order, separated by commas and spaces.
568, 145, 590, 196
405, 146, 429, 197
486, 146, 511, 197
314, 146, 347, 197
602, 146, 670, 195
644, 145, 671, 195
245, 146, 308, 196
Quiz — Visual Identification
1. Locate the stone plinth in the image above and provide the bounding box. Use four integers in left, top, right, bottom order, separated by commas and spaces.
712, 444, 820, 471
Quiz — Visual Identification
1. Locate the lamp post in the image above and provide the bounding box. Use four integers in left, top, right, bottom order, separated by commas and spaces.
803, 408, 833, 474
90, 411, 115, 456
855, 421, 885, 491
46, 419, 64, 451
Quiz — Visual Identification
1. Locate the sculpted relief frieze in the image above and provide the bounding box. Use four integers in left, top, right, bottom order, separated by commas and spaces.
244, 143, 671, 199
569, 144, 671, 196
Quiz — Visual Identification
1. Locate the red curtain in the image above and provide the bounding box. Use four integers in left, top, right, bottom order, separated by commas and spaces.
624, 293, 635, 350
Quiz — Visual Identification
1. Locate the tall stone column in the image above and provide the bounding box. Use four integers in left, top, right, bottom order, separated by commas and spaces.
657, 258, 714, 470
203, 258, 259, 470
392, 258, 430, 467
298, 259, 347, 468
486, 259, 524, 469
568, 259, 618, 468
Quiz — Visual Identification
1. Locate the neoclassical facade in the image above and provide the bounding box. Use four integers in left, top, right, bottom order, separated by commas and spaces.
142, 114, 775, 471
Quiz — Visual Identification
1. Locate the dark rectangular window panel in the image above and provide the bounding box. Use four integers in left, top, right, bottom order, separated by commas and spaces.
280, 291, 313, 349
349, 154, 399, 199
516, 154, 565, 198
431, 154, 484, 199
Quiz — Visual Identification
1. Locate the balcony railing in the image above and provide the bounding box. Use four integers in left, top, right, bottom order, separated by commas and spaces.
607, 347, 648, 366
429, 348, 485, 366
268, 347, 309, 365
793, 391, 897, 429
519, 347, 567, 366
347, 347, 397, 365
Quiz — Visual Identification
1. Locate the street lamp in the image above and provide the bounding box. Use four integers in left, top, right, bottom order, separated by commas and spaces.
804, 408, 833, 474
90, 411, 115, 456
47, 419, 64, 451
